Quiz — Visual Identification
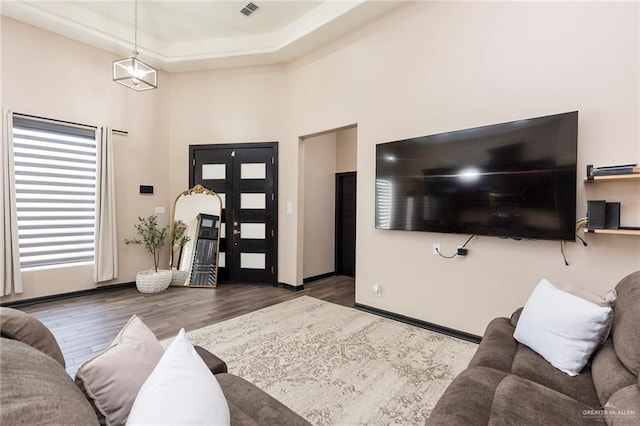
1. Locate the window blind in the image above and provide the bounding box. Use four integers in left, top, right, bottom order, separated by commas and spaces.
12, 117, 97, 269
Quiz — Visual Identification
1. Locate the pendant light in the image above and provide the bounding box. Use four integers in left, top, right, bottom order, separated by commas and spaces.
112, 0, 158, 91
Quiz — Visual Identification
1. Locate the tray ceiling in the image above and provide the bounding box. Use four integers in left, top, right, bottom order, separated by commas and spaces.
1, 0, 404, 72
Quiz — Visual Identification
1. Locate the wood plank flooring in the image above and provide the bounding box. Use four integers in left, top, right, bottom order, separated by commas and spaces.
17, 275, 355, 376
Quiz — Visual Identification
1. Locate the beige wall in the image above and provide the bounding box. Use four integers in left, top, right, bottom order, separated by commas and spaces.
1, 17, 172, 303
283, 1, 640, 334
302, 133, 337, 279
2, 2, 639, 337
336, 127, 357, 173
166, 66, 290, 282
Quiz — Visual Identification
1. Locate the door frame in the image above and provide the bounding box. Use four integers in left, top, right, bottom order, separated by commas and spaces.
189, 142, 279, 285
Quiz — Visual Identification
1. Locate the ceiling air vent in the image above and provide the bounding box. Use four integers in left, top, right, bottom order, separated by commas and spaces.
240, 2, 259, 16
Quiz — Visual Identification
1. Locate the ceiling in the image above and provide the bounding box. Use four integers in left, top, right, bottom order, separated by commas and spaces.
1, 0, 405, 72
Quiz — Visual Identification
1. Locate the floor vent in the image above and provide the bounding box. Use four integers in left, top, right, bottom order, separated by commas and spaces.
241, 2, 259, 16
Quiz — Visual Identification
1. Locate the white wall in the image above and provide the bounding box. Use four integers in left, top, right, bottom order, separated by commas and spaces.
302, 133, 337, 279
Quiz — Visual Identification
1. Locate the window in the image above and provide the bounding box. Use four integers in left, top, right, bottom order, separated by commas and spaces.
12, 117, 97, 269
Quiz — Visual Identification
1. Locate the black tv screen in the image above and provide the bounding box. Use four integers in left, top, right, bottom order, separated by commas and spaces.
375, 111, 578, 241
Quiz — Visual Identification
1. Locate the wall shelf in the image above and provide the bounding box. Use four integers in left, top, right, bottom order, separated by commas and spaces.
584, 229, 640, 236
583, 169, 639, 236
584, 174, 640, 183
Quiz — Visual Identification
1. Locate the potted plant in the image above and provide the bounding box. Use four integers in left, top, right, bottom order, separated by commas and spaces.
171, 219, 190, 268
170, 219, 191, 285
125, 215, 172, 293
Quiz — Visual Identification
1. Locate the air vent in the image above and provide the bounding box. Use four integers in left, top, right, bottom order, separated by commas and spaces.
240, 2, 259, 16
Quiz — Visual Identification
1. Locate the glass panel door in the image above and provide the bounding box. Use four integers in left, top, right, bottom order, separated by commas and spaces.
191, 143, 277, 284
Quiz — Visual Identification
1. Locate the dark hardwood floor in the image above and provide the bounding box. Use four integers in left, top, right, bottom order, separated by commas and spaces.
17, 275, 355, 376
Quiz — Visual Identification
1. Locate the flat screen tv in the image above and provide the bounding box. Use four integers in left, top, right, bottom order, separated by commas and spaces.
375, 111, 578, 241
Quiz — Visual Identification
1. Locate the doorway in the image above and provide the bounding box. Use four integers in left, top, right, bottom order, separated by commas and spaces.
335, 172, 356, 277
190, 143, 278, 284
301, 126, 357, 282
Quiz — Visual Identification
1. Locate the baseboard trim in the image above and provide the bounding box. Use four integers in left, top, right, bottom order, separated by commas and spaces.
1, 282, 136, 308
303, 272, 336, 284
276, 282, 305, 292
354, 303, 482, 344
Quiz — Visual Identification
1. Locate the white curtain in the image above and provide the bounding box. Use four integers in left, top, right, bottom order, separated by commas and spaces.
1, 110, 23, 296
94, 126, 118, 283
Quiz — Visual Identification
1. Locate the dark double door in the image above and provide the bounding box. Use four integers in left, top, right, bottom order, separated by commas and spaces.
190, 143, 277, 284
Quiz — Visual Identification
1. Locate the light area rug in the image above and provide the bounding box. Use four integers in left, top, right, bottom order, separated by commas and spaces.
175, 296, 478, 425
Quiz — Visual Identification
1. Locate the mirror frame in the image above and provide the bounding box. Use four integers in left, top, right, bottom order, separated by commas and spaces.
169, 184, 223, 288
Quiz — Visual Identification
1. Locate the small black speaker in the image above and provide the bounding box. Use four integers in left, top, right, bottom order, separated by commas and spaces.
587, 200, 606, 229
605, 202, 621, 229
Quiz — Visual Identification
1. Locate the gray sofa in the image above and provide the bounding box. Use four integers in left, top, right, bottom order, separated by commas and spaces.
0, 307, 309, 426
428, 271, 640, 425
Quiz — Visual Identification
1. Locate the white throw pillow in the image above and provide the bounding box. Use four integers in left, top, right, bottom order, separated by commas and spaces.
126, 328, 230, 426
513, 278, 613, 376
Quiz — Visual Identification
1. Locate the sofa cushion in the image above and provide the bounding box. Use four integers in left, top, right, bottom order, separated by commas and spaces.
127, 329, 230, 426
468, 317, 517, 372
427, 367, 510, 426
509, 344, 600, 408
605, 383, 640, 425
611, 271, 640, 375
488, 374, 594, 425
514, 278, 612, 376
0, 337, 98, 425
591, 338, 637, 406
469, 312, 600, 407
509, 308, 523, 327
216, 373, 311, 426
0, 307, 65, 367
75, 315, 164, 426
194, 345, 228, 374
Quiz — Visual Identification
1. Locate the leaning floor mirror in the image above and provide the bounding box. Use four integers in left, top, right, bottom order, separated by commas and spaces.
170, 184, 223, 288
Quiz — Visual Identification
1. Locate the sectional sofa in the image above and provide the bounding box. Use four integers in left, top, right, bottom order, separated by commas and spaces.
0, 307, 309, 425
428, 271, 640, 425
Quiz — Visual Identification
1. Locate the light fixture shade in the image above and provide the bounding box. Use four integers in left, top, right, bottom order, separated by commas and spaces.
113, 57, 158, 91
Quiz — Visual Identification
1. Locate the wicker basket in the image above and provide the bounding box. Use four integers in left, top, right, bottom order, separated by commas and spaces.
135, 270, 172, 293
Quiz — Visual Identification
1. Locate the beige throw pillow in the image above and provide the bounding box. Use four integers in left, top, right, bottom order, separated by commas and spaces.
552, 280, 617, 308
75, 315, 164, 426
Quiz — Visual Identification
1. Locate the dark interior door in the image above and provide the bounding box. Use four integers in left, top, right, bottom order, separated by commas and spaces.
335, 172, 356, 277
191, 143, 278, 284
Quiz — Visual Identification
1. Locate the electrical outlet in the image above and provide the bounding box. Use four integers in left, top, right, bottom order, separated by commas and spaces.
372, 284, 381, 296
432, 243, 440, 255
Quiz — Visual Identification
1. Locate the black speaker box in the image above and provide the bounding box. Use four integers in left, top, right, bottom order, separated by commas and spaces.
605, 202, 621, 229
587, 200, 606, 229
